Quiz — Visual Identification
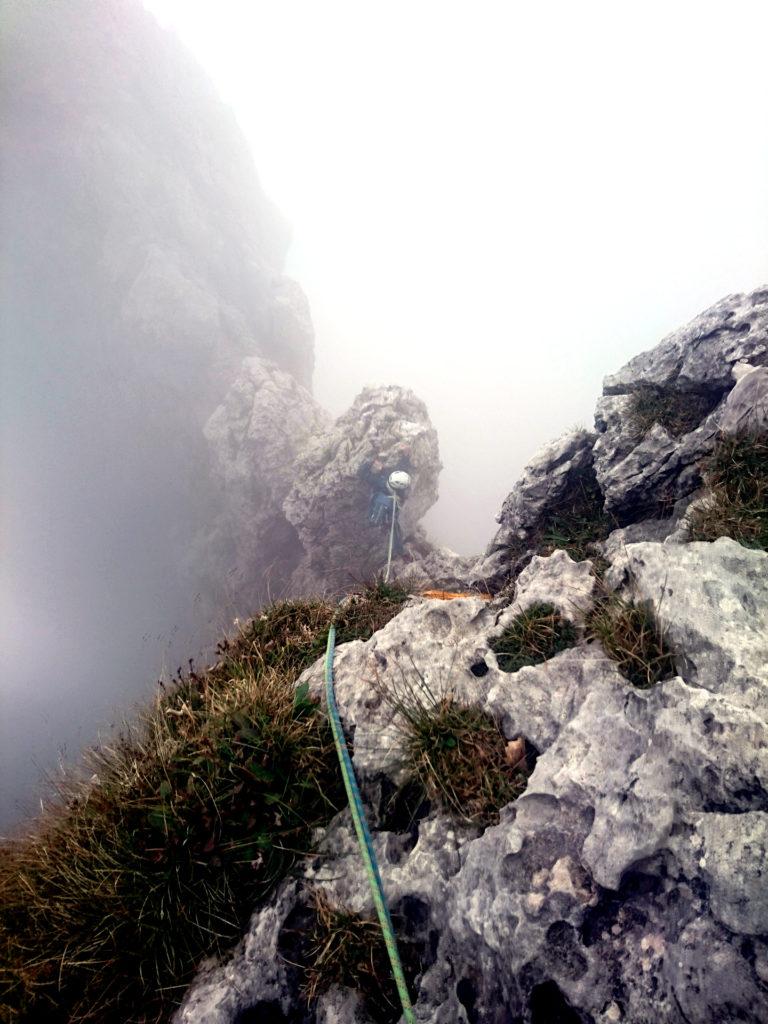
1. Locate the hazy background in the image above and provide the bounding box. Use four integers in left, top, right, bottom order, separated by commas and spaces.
3, 0, 768, 827
146, 0, 768, 552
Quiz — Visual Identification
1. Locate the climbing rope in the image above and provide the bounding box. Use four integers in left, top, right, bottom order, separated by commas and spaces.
385, 492, 399, 582
323, 625, 416, 1023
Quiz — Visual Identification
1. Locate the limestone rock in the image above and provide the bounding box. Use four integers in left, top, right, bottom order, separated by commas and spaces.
717, 365, 768, 436
592, 393, 723, 521
0, 0, 317, 817
696, 812, 768, 935
603, 289, 768, 394
606, 538, 768, 713
284, 386, 442, 593
176, 544, 768, 1024
593, 288, 768, 522
472, 428, 597, 590
200, 357, 330, 609
390, 542, 474, 593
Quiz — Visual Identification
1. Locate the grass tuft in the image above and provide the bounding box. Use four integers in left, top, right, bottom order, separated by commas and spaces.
587, 597, 676, 689
0, 580, 410, 1024
627, 386, 720, 439
687, 432, 768, 550
303, 890, 395, 1013
381, 671, 529, 826
490, 602, 578, 673
0, 665, 342, 1024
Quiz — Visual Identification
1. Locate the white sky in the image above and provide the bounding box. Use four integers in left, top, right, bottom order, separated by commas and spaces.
144, 0, 768, 553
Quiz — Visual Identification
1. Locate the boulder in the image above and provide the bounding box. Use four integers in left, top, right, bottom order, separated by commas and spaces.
602, 289, 768, 394
717, 364, 768, 436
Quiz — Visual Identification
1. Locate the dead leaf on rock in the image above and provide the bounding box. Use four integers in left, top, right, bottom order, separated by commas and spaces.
505, 737, 527, 771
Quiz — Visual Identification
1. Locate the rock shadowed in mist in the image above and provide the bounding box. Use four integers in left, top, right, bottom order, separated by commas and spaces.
472, 428, 597, 590
199, 357, 330, 609
0, 0, 316, 819
283, 385, 442, 594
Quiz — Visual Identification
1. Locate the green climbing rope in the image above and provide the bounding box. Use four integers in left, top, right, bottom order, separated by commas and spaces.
323, 625, 417, 1023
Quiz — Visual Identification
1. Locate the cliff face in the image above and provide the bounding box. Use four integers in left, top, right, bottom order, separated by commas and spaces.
0, 0, 316, 821
1, 0, 313, 395
176, 289, 768, 1024
1, 0, 316, 601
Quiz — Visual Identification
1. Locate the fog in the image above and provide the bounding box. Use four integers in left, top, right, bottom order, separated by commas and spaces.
3, 0, 768, 827
146, 0, 768, 550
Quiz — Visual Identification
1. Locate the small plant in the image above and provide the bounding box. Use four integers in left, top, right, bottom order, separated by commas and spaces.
688, 432, 768, 550
382, 670, 528, 826
490, 602, 578, 673
537, 465, 615, 563
627, 386, 720, 439
303, 890, 395, 1015
588, 596, 676, 688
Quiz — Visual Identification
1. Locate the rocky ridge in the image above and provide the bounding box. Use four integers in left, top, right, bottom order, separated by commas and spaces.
176, 288, 768, 1024
202, 375, 454, 604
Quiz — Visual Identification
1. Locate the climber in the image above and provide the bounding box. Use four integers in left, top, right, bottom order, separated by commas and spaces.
360, 446, 413, 556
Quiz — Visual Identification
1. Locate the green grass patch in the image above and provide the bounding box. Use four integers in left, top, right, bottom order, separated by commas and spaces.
382, 673, 529, 826
588, 597, 676, 688
0, 581, 409, 1024
229, 578, 409, 678
688, 432, 768, 550
0, 666, 342, 1024
627, 386, 720, 439
490, 602, 578, 673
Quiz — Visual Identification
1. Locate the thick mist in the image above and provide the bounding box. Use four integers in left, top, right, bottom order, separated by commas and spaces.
1, 0, 304, 827
4, 0, 768, 827
146, 0, 768, 553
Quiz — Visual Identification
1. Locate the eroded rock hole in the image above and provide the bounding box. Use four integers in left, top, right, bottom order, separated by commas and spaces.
529, 980, 588, 1024
457, 976, 479, 1023
544, 921, 588, 980
390, 894, 438, 997
378, 777, 431, 834
470, 658, 489, 677
233, 1001, 291, 1024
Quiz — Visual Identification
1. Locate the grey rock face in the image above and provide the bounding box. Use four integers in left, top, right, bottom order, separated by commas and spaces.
284, 386, 442, 593
718, 365, 768, 436
593, 288, 768, 522
592, 393, 722, 521
603, 289, 768, 394
472, 428, 597, 589
200, 377, 450, 608
1, 1, 316, 637
200, 357, 330, 609
390, 544, 474, 593
177, 542, 768, 1024
607, 538, 768, 713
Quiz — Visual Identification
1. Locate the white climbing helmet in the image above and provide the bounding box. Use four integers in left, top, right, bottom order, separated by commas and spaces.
388, 470, 412, 491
